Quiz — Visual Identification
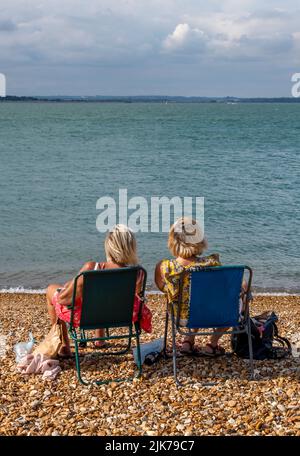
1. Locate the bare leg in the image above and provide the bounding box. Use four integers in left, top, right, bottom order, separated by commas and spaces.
210, 327, 229, 346
59, 321, 71, 355
46, 284, 61, 325
46, 284, 72, 356
180, 329, 198, 353
201, 327, 229, 355
94, 329, 106, 347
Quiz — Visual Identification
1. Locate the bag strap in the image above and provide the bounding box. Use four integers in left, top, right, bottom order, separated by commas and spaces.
269, 322, 292, 358
273, 323, 292, 350
94, 262, 107, 270
274, 335, 292, 353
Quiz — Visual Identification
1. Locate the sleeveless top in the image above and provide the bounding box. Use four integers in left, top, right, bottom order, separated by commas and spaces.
94, 262, 118, 270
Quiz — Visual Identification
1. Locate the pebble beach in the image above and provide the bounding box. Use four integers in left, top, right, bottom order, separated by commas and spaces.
0, 292, 299, 436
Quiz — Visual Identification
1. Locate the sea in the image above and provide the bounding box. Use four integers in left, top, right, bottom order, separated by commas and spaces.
0, 102, 299, 293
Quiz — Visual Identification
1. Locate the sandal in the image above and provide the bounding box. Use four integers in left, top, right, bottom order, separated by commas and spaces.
180, 340, 202, 357
57, 347, 74, 359
93, 341, 109, 349
202, 343, 226, 357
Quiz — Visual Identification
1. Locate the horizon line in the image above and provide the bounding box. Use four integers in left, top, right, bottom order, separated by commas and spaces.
2, 94, 299, 100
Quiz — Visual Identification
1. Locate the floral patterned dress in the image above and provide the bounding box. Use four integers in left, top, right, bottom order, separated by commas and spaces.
160, 254, 221, 325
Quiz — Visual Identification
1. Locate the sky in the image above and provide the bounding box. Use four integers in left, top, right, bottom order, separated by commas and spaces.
0, 0, 300, 97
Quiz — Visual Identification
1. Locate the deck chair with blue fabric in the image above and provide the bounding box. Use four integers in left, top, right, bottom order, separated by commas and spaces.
163, 265, 254, 386
67, 266, 147, 385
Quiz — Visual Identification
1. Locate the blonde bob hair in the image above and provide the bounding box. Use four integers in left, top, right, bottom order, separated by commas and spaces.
104, 224, 138, 266
168, 217, 207, 259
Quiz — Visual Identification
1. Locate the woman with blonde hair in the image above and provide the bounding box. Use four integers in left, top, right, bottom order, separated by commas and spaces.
46, 224, 151, 357
155, 217, 227, 356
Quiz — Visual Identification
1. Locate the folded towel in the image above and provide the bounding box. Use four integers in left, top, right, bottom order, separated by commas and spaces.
17, 353, 61, 380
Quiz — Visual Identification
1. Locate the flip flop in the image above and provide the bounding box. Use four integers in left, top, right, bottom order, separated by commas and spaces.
57, 351, 74, 360
201, 343, 226, 357
180, 340, 203, 357
93, 341, 109, 349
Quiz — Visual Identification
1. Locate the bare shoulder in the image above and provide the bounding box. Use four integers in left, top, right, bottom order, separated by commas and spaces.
80, 261, 96, 272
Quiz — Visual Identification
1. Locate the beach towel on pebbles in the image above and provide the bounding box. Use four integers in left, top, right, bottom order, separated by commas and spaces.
17, 353, 61, 380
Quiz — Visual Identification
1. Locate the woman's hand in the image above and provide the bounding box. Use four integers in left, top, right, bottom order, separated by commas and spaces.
57, 281, 74, 306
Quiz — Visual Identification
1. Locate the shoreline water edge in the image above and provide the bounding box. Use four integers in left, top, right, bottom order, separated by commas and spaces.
0, 288, 300, 296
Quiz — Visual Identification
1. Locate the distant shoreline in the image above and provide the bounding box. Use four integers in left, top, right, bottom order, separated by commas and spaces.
1, 95, 300, 103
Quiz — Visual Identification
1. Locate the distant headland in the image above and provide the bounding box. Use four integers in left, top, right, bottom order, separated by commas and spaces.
1, 95, 300, 103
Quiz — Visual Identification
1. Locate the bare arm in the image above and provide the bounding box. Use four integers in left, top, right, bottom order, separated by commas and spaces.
58, 261, 96, 306
154, 260, 166, 292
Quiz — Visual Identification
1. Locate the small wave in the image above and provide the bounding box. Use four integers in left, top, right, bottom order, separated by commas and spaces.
0, 287, 46, 294
146, 290, 163, 295
145, 289, 300, 296
1, 288, 299, 297
253, 292, 300, 297
0, 288, 163, 295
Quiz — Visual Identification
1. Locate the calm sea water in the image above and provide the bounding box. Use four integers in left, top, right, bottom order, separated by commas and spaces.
0, 102, 299, 292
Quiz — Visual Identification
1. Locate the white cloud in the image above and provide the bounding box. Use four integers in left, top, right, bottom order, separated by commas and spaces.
162, 23, 206, 53
0, 1, 299, 65
0, 0, 299, 95
161, 9, 299, 62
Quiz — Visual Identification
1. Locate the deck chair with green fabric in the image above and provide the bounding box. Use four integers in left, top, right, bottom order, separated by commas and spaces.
163, 265, 254, 386
68, 266, 147, 385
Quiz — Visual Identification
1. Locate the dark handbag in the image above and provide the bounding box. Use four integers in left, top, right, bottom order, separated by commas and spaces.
231, 311, 291, 360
